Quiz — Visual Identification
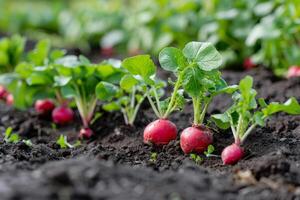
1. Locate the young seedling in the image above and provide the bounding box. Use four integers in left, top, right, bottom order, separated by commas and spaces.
54, 56, 123, 138
190, 153, 203, 165
149, 152, 158, 163
56, 135, 81, 149
118, 54, 180, 145
157, 42, 237, 153
204, 144, 216, 157
3, 127, 20, 143
212, 76, 300, 165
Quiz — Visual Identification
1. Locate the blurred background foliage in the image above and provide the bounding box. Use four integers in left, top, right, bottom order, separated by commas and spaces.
0, 0, 299, 75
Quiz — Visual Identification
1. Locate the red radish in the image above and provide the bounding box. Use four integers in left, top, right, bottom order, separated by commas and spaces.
287, 66, 300, 78
52, 106, 74, 125
35, 99, 55, 115
180, 126, 213, 154
79, 127, 93, 139
221, 143, 244, 165
143, 119, 177, 145
243, 58, 255, 70
0, 85, 8, 100
6, 94, 14, 105
101, 46, 114, 57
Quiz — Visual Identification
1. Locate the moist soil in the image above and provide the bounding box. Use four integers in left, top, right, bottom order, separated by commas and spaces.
0, 68, 300, 200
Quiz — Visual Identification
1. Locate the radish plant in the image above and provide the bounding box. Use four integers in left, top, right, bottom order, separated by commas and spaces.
157, 42, 237, 153
212, 76, 300, 165
54, 56, 124, 138
116, 55, 181, 145
0, 39, 66, 108
96, 57, 164, 126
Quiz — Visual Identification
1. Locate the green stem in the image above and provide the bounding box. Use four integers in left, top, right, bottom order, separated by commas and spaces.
193, 97, 202, 125
152, 86, 162, 116
130, 87, 136, 109
241, 124, 257, 144
55, 89, 64, 105
147, 94, 162, 118
198, 100, 210, 125
128, 94, 146, 125
121, 108, 129, 125
163, 72, 183, 118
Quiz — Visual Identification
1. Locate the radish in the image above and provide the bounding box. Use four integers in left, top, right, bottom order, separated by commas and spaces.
287, 66, 300, 78
143, 119, 177, 145
52, 106, 74, 125
6, 94, 14, 105
79, 127, 93, 139
35, 99, 55, 115
101, 46, 114, 57
243, 58, 255, 70
0, 85, 8, 100
221, 143, 244, 165
180, 126, 213, 154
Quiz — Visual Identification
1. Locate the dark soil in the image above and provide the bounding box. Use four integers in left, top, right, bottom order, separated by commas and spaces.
0, 67, 300, 200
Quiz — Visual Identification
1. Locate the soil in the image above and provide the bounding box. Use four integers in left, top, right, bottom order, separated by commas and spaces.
0, 67, 300, 200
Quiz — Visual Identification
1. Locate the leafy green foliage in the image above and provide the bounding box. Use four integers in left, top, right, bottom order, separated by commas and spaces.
190, 153, 203, 165
158, 41, 236, 124
3, 127, 20, 143
0, 35, 25, 73
56, 56, 123, 128
56, 135, 81, 149
0, 39, 65, 109
204, 145, 215, 157
212, 76, 300, 144
96, 59, 150, 126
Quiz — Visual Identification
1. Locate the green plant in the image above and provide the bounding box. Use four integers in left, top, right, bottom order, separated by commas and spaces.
56, 135, 81, 149
190, 153, 203, 165
3, 127, 20, 143
54, 56, 123, 136
212, 76, 300, 164
0, 35, 25, 73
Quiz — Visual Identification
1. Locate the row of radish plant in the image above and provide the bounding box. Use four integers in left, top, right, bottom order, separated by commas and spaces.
0, 38, 300, 165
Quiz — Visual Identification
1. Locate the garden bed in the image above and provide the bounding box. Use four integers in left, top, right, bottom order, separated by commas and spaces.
0, 67, 300, 200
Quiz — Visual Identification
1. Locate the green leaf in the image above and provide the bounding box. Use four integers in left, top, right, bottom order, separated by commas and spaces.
253, 111, 265, 126
102, 102, 121, 112
182, 42, 222, 71
211, 113, 231, 129
204, 145, 215, 157
26, 73, 52, 85
8, 134, 20, 143
122, 55, 156, 84
96, 82, 119, 101
182, 66, 203, 97
28, 39, 50, 65
159, 47, 186, 72
4, 127, 13, 139
54, 76, 72, 87
120, 74, 138, 91
258, 98, 267, 108
239, 76, 253, 96
56, 135, 69, 149
262, 97, 300, 116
